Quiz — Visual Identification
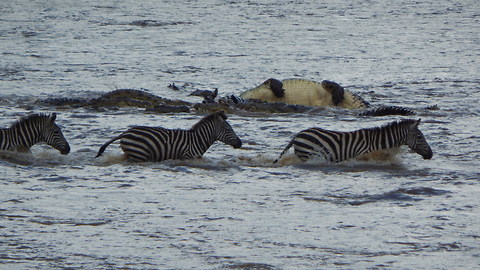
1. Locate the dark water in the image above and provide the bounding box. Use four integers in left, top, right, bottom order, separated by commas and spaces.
1, 0, 479, 269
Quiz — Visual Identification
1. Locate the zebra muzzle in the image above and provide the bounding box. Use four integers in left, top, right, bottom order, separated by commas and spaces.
232, 139, 242, 149
60, 145, 71, 155
422, 150, 433, 160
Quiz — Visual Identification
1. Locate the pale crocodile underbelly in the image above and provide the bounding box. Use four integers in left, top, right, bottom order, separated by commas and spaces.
240, 79, 368, 109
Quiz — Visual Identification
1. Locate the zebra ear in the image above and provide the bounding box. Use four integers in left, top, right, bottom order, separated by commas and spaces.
50, 113, 57, 122
413, 118, 421, 127
218, 110, 227, 119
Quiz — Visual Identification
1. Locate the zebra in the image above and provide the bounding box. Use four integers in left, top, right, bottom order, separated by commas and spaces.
0, 113, 70, 155
190, 88, 248, 105
274, 119, 432, 163
95, 111, 242, 162
217, 94, 247, 105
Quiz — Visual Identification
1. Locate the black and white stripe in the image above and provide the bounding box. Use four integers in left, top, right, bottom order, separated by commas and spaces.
274, 119, 432, 163
0, 113, 70, 155
218, 95, 248, 105
96, 111, 242, 162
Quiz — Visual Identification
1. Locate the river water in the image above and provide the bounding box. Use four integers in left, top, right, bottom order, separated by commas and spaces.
1, 0, 479, 269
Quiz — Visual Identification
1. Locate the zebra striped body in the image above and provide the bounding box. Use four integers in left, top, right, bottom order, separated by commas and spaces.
192, 87, 247, 105
218, 95, 247, 105
96, 111, 242, 162
275, 119, 432, 163
0, 113, 70, 155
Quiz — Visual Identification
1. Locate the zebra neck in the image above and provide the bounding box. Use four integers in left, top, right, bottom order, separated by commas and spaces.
364, 126, 405, 152
189, 125, 218, 153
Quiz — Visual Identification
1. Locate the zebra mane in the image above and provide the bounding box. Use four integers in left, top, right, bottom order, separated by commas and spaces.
191, 111, 227, 130
366, 119, 418, 133
9, 113, 53, 130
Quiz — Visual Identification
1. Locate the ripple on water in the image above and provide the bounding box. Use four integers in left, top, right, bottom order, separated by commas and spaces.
303, 187, 451, 206
29, 217, 112, 226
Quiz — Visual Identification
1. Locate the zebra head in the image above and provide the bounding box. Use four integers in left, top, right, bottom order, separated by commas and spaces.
41, 113, 71, 155
213, 111, 242, 148
405, 119, 432, 159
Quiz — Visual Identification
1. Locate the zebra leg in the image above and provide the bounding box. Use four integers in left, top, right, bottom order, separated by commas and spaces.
95, 135, 123, 158
14, 145, 32, 153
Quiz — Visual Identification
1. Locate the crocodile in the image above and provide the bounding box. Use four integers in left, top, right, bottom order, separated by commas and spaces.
38, 89, 191, 113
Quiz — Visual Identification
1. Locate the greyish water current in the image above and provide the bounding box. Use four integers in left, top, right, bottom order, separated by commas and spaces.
1, 1, 479, 269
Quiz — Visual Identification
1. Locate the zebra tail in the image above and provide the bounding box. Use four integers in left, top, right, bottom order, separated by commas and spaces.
95, 135, 122, 158
273, 138, 295, 164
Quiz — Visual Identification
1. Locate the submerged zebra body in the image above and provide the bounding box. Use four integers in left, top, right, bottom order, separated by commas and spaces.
96, 111, 242, 162
275, 119, 432, 163
0, 113, 70, 155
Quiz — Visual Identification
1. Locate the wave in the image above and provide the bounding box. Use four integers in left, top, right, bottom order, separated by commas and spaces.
303, 187, 451, 206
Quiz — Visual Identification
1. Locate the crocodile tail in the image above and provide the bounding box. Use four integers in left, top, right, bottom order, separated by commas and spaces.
344, 90, 370, 109
360, 106, 415, 116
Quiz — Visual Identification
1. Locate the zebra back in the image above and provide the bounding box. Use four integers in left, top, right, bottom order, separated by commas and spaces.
0, 113, 70, 155
289, 127, 369, 162
119, 126, 189, 161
